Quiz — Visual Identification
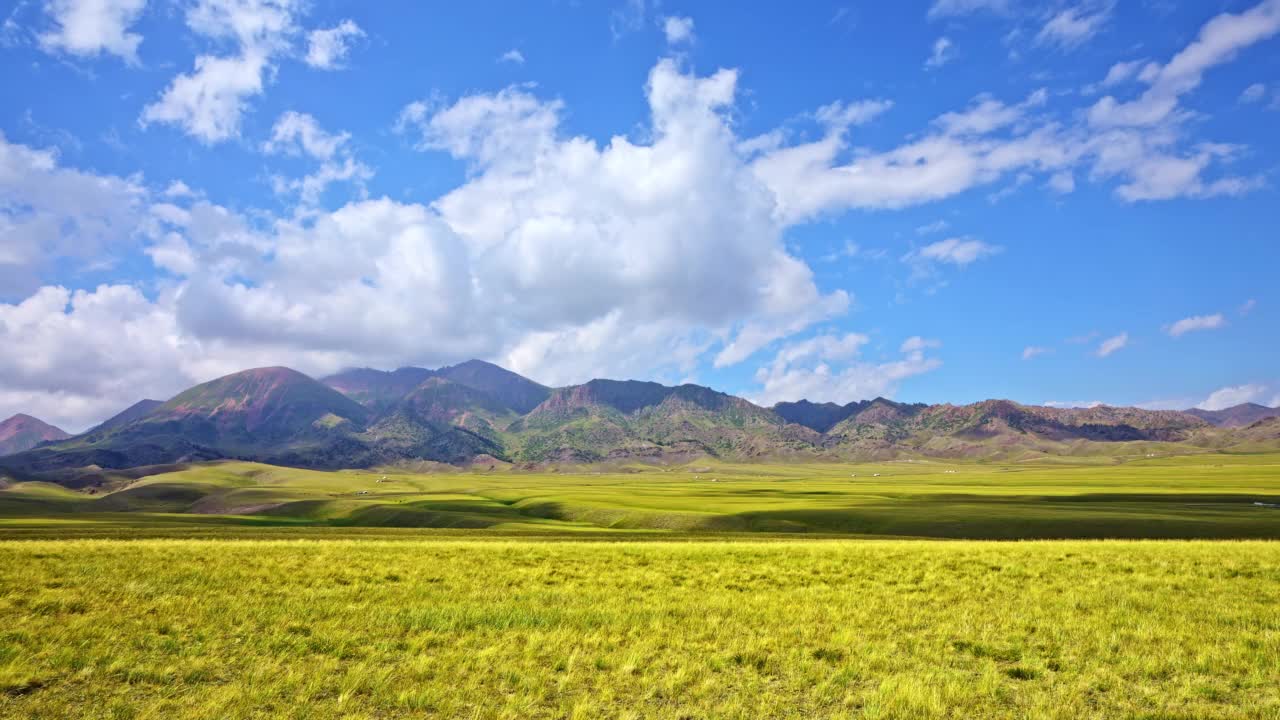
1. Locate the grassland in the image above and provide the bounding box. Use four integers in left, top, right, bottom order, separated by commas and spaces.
1, 452, 1278, 538
0, 538, 1277, 719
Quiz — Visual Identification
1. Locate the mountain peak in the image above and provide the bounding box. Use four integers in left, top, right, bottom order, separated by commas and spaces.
0, 413, 72, 456
436, 360, 549, 414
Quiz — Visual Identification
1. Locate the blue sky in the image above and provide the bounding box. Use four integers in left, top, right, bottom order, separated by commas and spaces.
1, 0, 1278, 429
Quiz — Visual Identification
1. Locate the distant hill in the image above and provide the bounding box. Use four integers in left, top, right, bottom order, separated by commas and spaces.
0, 414, 71, 456
1185, 403, 1280, 428
3, 360, 1276, 485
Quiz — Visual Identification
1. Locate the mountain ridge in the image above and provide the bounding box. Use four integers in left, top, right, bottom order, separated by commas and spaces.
2, 360, 1275, 485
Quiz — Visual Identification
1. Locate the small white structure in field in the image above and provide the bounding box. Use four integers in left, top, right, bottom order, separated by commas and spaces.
711, 478, 719, 483
850, 474, 857, 477
873, 473, 881, 477
356, 490, 370, 495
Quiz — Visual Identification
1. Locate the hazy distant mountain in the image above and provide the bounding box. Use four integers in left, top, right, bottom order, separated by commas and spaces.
2, 360, 1274, 485
321, 367, 435, 414
0, 414, 71, 456
1184, 403, 1280, 428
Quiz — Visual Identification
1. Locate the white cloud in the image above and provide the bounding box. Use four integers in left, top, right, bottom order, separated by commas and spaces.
1044, 400, 1103, 409
305, 18, 362, 70
396, 87, 564, 169
750, 333, 941, 406
1239, 82, 1267, 103
141, 0, 302, 143
1240, 298, 1257, 315
925, 36, 955, 69
1100, 59, 1146, 88
928, 0, 1010, 19
0, 132, 147, 298
1022, 345, 1050, 360
908, 237, 1001, 266
260, 112, 371, 206
1036, 4, 1112, 50
184, 60, 844, 388
1096, 332, 1128, 357
663, 16, 694, 45
1047, 170, 1075, 194
1089, 0, 1280, 129
141, 52, 270, 144
1197, 384, 1268, 411
916, 220, 949, 235
163, 180, 196, 198
1165, 313, 1225, 337
498, 48, 525, 64
263, 111, 347, 160
900, 336, 941, 353
934, 89, 1043, 136
6, 35, 1276, 428
38, 0, 146, 62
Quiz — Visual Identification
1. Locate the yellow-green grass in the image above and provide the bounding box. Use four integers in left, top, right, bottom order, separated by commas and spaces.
1, 538, 1277, 719
2, 452, 1279, 539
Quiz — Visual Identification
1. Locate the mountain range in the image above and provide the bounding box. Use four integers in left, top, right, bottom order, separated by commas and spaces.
1, 359, 1277, 487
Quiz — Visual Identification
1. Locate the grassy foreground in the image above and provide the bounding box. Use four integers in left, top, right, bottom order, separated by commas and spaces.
2, 538, 1278, 719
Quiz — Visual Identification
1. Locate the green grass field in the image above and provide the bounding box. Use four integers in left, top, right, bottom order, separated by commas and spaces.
2, 452, 1278, 538
2, 538, 1278, 718
1, 454, 1277, 717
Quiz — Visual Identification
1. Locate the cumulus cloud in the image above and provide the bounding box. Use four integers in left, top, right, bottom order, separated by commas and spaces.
663, 16, 694, 45
925, 37, 954, 69
3, 57, 853, 428
498, 48, 525, 64
141, 0, 302, 143
1165, 313, 1225, 337
1096, 332, 1128, 357
0, 133, 147, 298
261, 112, 372, 205
263, 111, 347, 159
750, 333, 942, 406
1197, 384, 1269, 411
4, 25, 1275, 427
305, 18, 362, 70
38, 0, 147, 62
1022, 345, 1049, 360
